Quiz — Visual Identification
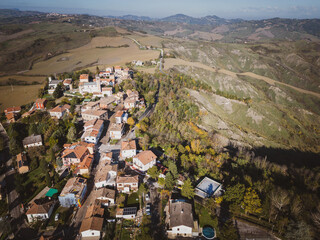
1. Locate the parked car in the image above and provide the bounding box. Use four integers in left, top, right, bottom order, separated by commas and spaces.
55, 213, 59, 221
146, 203, 151, 215
145, 193, 150, 202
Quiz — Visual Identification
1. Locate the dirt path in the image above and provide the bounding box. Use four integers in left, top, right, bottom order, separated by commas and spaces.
164, 58, 320, 99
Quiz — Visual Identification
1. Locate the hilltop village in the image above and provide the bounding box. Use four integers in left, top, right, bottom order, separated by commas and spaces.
1, 66, 223, 240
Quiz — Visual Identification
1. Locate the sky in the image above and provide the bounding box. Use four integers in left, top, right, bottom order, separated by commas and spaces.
0, 0, 319, 19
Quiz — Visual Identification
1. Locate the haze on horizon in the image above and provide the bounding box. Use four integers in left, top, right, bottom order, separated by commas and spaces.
0, 0, 319, 20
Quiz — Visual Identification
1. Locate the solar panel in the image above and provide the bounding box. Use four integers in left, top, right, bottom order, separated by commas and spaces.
123, 207, 137, 215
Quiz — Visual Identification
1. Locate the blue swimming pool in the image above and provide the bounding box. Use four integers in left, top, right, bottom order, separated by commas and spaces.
202, 226, 215, 239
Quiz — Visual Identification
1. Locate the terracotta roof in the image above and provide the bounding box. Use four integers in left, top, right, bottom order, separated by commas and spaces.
134, 150, 157, 165
96, 188, 116, 200
85, 203, 104, 219
121, 140, 136, 151
6, 112, 15, 121
82, 109, 107, 117
35, 98, 47, 105
50, 104, 70, 113
80, 217, 103, 232
63, 78, 72, 84
61, 145, 88, 160
80, 74, 89, 79
109, 123, 123, 132
78, 154, 94, 169
102, 87, 112, 91
116, 175, 138, 184
115, 111, 124, 118
5, 106, 21, 114
84, 119, 97, 129
26, 200, 54, 215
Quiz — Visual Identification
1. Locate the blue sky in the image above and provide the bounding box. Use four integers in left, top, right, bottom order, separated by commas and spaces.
0, 0, 319, 19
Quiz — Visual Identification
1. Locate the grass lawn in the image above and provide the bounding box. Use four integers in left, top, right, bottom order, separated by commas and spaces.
195, 202, 218, 228
20, 167, 46, 204
126, 192, 139, 207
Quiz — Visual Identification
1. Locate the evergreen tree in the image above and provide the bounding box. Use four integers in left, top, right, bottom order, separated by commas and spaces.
45, 172, 52, 187
165, 172, 175, 191
147, 166, 160, 180
53, 83, 64, 99
181, 178, 194, 199
67, 126, 77, 142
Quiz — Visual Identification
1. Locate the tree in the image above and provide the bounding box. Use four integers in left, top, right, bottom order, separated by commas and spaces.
67, 126, 77, 142
53, 83, 64, 99
164, 172, 175, 191
167, 161, 178, 179
127, 117, 135, 126
224, 183, 246, 206
147, 166, 160, 180
158, 177, 165, 186
0, 135, 5, 151
140, 134, 150, 150
45, 171, 52, 187
181, 178, 194, 199
285, 221, 312, 240
136, 215, 153, 240
38, 88, 45, 98
218, 220, 239, 240
242, 188, 262, 215
138, 183, 148, 196
270, 188, 290, 220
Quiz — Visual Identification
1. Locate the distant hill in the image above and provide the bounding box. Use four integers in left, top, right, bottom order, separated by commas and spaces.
0, 8, 44, 18
160, 13, 242, 25
108, 14, 155, 21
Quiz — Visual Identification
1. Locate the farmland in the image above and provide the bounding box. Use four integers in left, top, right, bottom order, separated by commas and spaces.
0, 84, 43, 111
27, 36, 159, 75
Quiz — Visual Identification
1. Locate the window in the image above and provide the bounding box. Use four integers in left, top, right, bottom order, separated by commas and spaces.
177, 228, 179, 231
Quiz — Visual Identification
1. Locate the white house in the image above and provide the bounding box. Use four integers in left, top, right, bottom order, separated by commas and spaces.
23, 134, 43, 148
116, 175, 139, 193
48, 79, 63, 94
79, 78, 101, 94
109, 123, 124, 140
167, 201, 198, 238
102, 87, 113, 97
49, 104, 70, 119
82, 109, 108, 121
81, 119, 104, 144
96, 188, 116, 206
133, 150, 157, 172
115, 110, 124, 124
116, 207, 137, 219
121, 140, 136, 159
26, 200, 55, 223
95, 163, 117, 189
80, 217, 103, 239
79, 74, 89, 83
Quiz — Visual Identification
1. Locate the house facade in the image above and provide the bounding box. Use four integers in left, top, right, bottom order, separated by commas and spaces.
23, 134, 43, 148
109, 123, 124, 140
133, 150, 157, 172
80, 217, 103, 239
81, 119, 104, 144
59, 177, 87, 207
121, 140, 137, 159
82, 109, 108, 122
26, 200, 55, 223
116, 175, 139, 193
167, 201, 197, 238
49, 104, 70, 119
